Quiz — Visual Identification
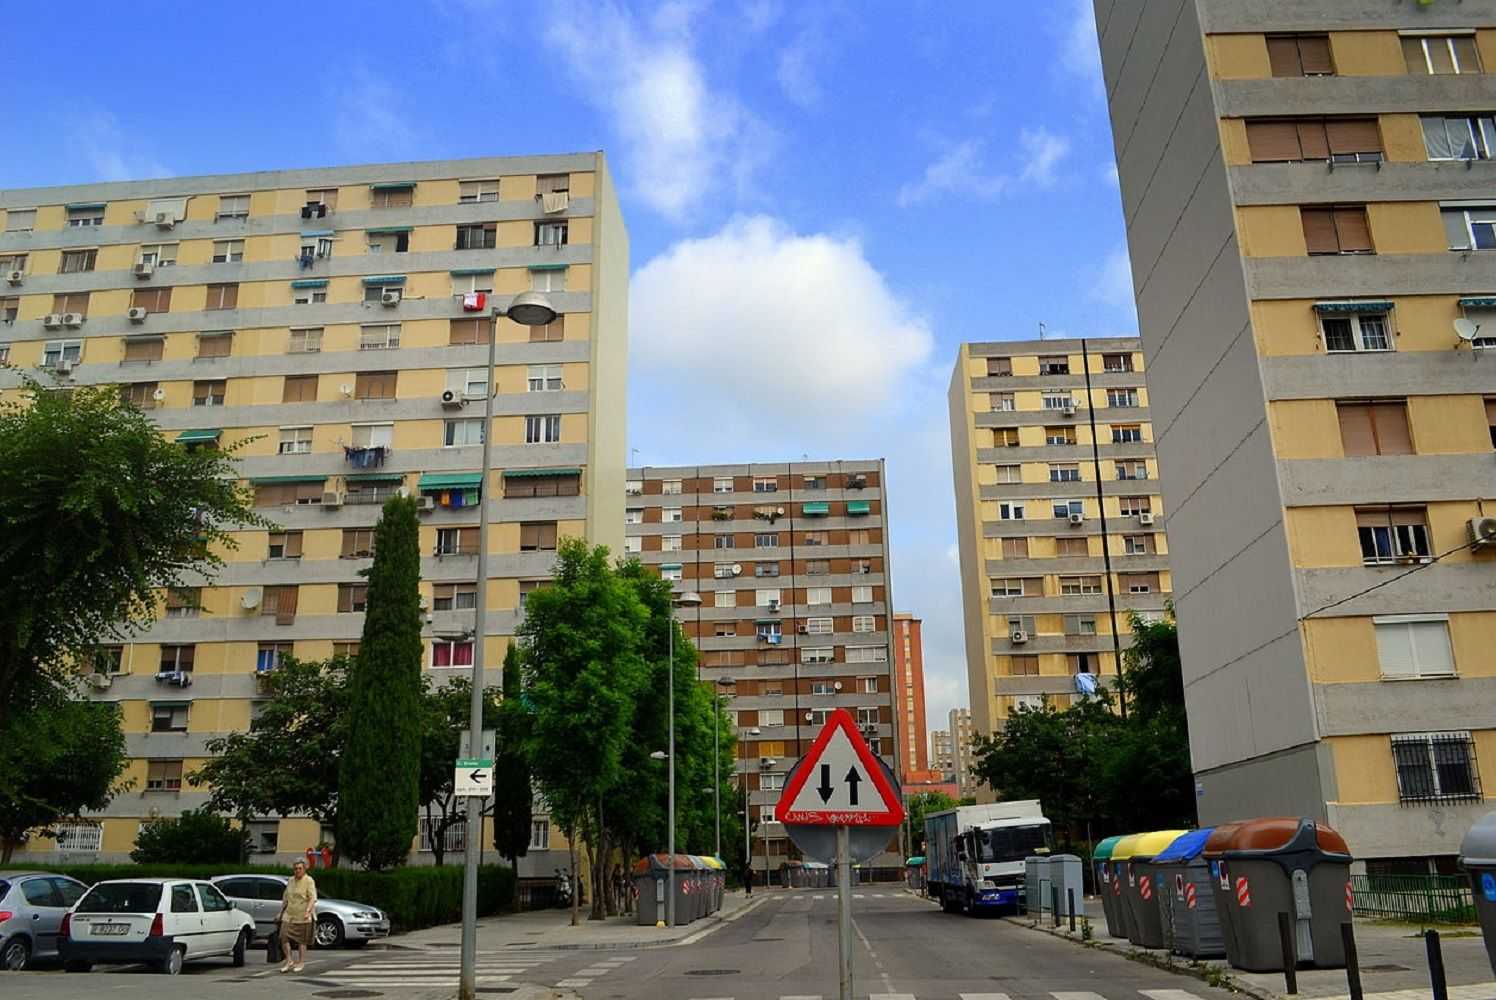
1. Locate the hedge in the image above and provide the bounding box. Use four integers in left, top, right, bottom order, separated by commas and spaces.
1, 863, 515, 934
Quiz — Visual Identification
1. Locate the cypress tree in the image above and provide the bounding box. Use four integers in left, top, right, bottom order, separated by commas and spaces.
337, 495, 424, 870
492, 643, 533, 904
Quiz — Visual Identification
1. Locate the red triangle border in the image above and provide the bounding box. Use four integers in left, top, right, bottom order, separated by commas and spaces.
773, 707, 905, 826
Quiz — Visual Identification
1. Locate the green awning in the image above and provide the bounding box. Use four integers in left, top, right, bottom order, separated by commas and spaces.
1313, 300, 1393, 314
362, 274, 407, 285
345, 472, 404, 483
660, 563, 682, 570
149, 699, 190, 708
450, 267, 496, 277
177, 429, 222, 444
66, 202, 106, 211
847, 500, 871, 515
906, 856, 926, 866
290, 278, 328, 289
300, 229, 335, 237
755, 619, 781, 625
252, 475, 327, 485
370, 181, 415, 190
527, 263, 568, 272
503, 467, 581, 478
366, 226, 412, 235
1460, 297, 1496, 308
802, 501, 829, 516
418, 472, 483, 490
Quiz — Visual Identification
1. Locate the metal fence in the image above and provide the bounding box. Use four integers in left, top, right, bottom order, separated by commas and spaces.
1350, 874, 1475, 923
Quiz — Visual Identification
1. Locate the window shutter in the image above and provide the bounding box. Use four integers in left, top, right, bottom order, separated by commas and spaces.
198, 333, 232, 358
1410, 621, 1455, 675
1371, 403, 1414, 455
1485, 399, 1496, 426
1402, 37, 1430, 74
1333, 207, 1373, 252
295, 482, 324, 503
1337, 404, 1376, 456
1302, 208, 1340, 253
1247, 121, 1304, 161
1443, 209, 1473, 251
1326, 119, 1382, 155
1375, 621, 1417, 676
123, 337, 163, 362
1299, 35, 1333, 75
1452, 36, 1479, 72
1296, 121, 1331, 160
1266, 36, 1303, 76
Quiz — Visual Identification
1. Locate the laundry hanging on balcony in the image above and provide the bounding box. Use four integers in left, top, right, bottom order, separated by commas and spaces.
343, 445, 389, 468
462, 292, 487, 312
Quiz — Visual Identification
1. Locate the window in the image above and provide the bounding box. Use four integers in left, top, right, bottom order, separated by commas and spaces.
525, 414, 561, 444
450, 270, 491, 296
460, 179, 500, 203
1423, 115, 1496, 161
456, 223, 497, 250
803, 474, 827, 490
67, 205, 104, 227
519, 521, 558, 551
1052, 498, 1084, 519
1002, 536, 1030, 558
1064, 614, 1098, 636
53, 822, 102, 852
1049, 463, 1080, 483
992, 428, 1020, 447
159, 644, 195, 673
752, 477, 778, 493
805, 617, 834, 635
363, 281, 402, 304
1116, 460, 1149, 481
207, 238, 244, 264
991, 392, 1015, 411
1112, 424, 1143, 444
1442, 205, 1496, 251
527, 364, 563, 391
1, 297, 16, 323
1120, 496, 1152, 516
198, 331, 232, 359
262, 585, 298, 623
1262, 32, 1334, 76
355, 371, 397, 399
804, 531, 828, 546
216, 194, 250, 221
123, 340, 165, 370
1489, 399, 1496, 448
852, 585, 873, 603
1320, 311, 1391, 353
847, 646, 886, 664
370, 184, 413, 209
1403, 33, 1481, 75
4, 208, 36, 232
281, 374, 317, 404
998, 500, 1026, 521
131, 287, 172, 313
755, 588, 782, 607
531, 318, 564, 343
1107, 388, 1139, 408
164, 587, 200, 618
138, 243, 178, 267
337, 528, 375, 560
205, 283, 238, 310
255, 480, 325, 506
1046, 426, 1076, 446
755, 562, 780, 578
811, 681, 836, 696
993, 464, 1021, 484
1042, 393, 1073, 412
504, 470, 580, 497
529, 818, 550, 850
278, 426, 313, 454
806, 559, 830, 576
625, 509, 643, 525
288, 327, 323, 353
802, 647, 834, 664
1123, 572, 1159, 593
714, 590, 737, 608
435, 527, 479, 556
446, 318, 488, 348
991, 578, 1038, 597
662, 507, 683, 523
1007, 654, 1040, 677
1357, 508, 1431, 564
1337, 401, 1413, 456
1124, 534, 1153, 555
1039, 356, 1069, 375
1303, 206, 1374, 255
433, 638, 475, 668
661, 565, 683, 582
624, 536, 642, 554
432, 582, 479, 612
806, 587, 832, 605
1102, 352, 1133, 372
713, 535, 737, 549
60, 249, 97, 273
267, 531, 303, 559
51, 291, 90, 317
754, 533, 777, 548
1246, 119, 1382, 164
91, 645, 124, 675
438, 417, 486, 449
1374, 615, 1456, 678
713, 562, 736, 578
146, 760, 184, 791
713, 477, 733, 493
192, 379, 226, 406
149, 699, 189, 733
535, 221, 568, 246
1060, 576, 1103, 595
852, 615, 877, 633
662, 535, 682, 552
1393, 731, 1481, 803
360, 323, 400, 350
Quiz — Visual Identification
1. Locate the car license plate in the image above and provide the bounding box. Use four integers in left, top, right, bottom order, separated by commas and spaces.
97, 923, 130, 935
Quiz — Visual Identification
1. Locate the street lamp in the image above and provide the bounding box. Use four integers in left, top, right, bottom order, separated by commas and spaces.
459, 292, 558, 1000
742, 727, 760, 880
712, 676, 736, 859
665, 590, 702, 928
757, 757, 777, 886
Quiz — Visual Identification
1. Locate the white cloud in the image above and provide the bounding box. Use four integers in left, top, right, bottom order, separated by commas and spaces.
332, 67, 421, 160
71, 113, 170, 183
897, 129, 1071, 208
545, 2, 772, 221
1094, 245, 1137, 311
777, 37, 822, 108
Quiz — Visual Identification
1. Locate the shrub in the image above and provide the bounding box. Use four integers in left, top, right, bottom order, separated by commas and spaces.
130, 807, 249, 864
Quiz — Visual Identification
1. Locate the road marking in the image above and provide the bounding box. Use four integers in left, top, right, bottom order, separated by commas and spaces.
1313, 987, 1496, 1000
1052, 992, 1109, 1000
959, 994, 1012, 1000
1140, 991, 1207, 1000
870, 994, 916, 1000
556, 978, 592, 987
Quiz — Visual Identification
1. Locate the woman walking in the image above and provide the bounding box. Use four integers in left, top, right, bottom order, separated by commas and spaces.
279, 859, 318, 973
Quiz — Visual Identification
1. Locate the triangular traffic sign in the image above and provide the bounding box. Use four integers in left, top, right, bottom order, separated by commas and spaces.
774, 708, 905, 826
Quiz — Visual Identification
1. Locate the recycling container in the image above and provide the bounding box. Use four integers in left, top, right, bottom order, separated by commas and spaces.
1203, 817, 1353, 972
1459, 811, 1496, 977
1108, 834, 1144, 943
1050, 854, 1084, 917
1120, 830, 1190, 948
1093, 836, 1126, 938
632, 855, 666, 926
1152, 828, 1224, 958
1025, 855, 1047, 914
684, 856, 706, 921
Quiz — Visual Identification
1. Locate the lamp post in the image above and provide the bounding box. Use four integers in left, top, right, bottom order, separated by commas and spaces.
758, 757, 776, 886
742, 726, 760, 881
459, 292, 558, 1000
665, 590, 702, 928
712, 676, 735, 859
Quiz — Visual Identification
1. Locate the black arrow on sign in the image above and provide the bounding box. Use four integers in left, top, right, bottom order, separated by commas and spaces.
817, 764, 834, 803
844, 767, 861, 806
469, 770, 487, 784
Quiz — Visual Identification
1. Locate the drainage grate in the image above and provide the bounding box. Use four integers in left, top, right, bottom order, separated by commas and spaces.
1364, 964, 1411, 973
476, 989, 517, 995
685, 969, 740, 976
314, 991, 383, 999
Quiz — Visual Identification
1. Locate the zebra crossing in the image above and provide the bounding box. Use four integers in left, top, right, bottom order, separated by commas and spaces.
299, 949, 564, 990
683, 990, 1220, 1000
555, 952, 638, 988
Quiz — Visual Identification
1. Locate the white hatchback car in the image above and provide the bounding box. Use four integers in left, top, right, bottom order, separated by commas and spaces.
59, 879, 254, 976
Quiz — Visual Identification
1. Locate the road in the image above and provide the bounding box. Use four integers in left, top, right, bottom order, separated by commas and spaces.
2, 889, 1243, 1000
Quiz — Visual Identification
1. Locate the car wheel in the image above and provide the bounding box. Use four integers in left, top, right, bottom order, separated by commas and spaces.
2, 936, 31, 971
232, 929, 249, 967
157, 946, 184, 976
64, 960, 92, 973
315, 915, 344, 949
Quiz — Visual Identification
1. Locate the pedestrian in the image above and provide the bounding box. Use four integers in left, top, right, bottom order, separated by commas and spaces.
278, 859, 318, 974
611, 865, 624, 914
744, 865, 753, 895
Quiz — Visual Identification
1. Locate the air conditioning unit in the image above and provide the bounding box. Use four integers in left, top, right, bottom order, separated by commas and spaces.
300, 206, 314, 219
154, 212, 175, 229
1010, 630, 1029, 644
128, 307, 148, 323
241, 587, 263, 610
381, 290, 401, 307
1469, 516, 1496, 549
322, 491, 344, 509
417, 495, 437, 512
155, 670, 192, 687
1068, 512, 1085, 526
43, 313, 63, 329
441, 389, 465, 410
54, 359, 75, 375
134, 262, 154, 279
849, 474, 866, 489
86, 673, 112, 691
1138, 512, 1155, 526
62, 312, 84, 328
1062, 403, 1076, 417
151, 387, 166, 402
5, 270, 22, 285
767, 599, 781, 613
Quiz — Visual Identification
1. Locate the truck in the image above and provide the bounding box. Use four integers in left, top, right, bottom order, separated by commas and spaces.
925, 800, 1053, 914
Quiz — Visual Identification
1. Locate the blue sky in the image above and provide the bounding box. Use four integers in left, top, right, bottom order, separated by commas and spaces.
2, 0, 1137, 739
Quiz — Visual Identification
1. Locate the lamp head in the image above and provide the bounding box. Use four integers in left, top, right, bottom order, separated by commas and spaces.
674, 590, 703, 608
503, 290, 559, 327
649, 750, 667, 760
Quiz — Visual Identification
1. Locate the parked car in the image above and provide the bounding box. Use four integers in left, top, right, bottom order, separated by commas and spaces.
58, 878, 253, 975
211, 874, 389, 948
1, 872, 88, 970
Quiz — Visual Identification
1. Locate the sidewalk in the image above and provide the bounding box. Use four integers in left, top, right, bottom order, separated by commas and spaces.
1005, 895, 1494, 1000
382, 887, 767, 952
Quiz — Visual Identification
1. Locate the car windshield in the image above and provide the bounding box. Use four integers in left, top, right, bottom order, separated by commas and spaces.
77, 882, 163, 913
978, 823, 1052, 863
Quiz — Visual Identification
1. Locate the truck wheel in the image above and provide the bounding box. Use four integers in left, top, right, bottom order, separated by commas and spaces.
964, 888, 976, 915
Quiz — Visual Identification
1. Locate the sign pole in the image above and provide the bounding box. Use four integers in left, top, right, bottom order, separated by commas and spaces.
837, 824, 852, 1000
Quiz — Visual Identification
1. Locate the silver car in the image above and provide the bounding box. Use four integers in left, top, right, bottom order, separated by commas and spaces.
210, 874, 389, 949
1, 873, 88, 970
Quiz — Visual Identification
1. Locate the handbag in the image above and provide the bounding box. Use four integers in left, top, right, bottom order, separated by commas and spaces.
267, 922, 284, 964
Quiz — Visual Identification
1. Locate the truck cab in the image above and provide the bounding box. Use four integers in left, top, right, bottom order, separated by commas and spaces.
957, 819, 1054, 911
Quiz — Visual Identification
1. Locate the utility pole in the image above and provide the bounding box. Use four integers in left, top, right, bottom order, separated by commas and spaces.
1081, 337, 1127, 719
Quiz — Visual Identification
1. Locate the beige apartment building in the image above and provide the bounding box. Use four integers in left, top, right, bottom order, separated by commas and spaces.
0, 153, 627, 868
1095, 0, 1496, 865
949, 337, 1173, 740
947, 707, 980, 801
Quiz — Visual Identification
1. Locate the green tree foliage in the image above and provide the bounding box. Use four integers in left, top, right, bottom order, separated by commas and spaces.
338, 496, 425, 870
0, 686, 129, 863
419, 677, 501, 866
0, 381, 265, 724
905, 791, 959, 854
490, 644, 533, 895
131, 807, 249, 864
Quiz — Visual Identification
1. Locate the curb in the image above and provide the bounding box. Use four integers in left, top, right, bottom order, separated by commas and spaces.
1003, 915, 1279, 1000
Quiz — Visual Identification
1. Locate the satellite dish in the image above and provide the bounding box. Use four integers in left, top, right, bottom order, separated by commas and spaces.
1455, 318, 1480, 342
241, 587, 262, 610
152, 387, 166, 401
340, 383, 353, 396
731, 563, 742, 576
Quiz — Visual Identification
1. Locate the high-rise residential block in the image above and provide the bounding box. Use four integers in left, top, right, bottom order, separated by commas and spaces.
892, 612, 930, 781
931, 729, 955, 777
624, 461, 899, 880
949, 338, 1173, 740
0, 154, 626, 866
947, 707, 981, 801
1096, 1, 1496, 865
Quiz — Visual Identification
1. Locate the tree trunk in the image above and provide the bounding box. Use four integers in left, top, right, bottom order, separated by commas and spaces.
1, 838, 16, 864
590, 796, 606, 921
568, 816, 579, 927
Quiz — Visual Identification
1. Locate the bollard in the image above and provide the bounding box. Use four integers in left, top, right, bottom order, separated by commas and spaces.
1426, 929, 1449, 1000
1068, 888, 1077, 932
1277, 911, 1299, 995
1052, 886, 1061, 927
1342, 923, 1363, 1000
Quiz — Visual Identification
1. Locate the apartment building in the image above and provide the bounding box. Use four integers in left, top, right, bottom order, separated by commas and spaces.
931, 729, 955, 776
892, 613, 930, 781
1095, 0, 1496, 865
624, 461, 899, 879
0, 154, 627, 866
948, 338, 1173, 739
947, 707, 981, 801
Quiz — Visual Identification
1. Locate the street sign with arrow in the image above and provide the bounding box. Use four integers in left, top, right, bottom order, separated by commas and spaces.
453, 758, 494, 797
774, 708, 904, 826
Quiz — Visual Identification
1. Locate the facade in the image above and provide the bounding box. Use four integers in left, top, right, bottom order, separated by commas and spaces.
1095, 1, 1496, 864
947, 707, 980, 801
931, 729, 955, 776
948, 337, 1173, 737
891, 612, 930, 781
623, 461, 900, 878
0, 153, 627, 868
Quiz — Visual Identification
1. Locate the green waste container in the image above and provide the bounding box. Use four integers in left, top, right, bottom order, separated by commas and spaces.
1108, 834, 1144, 943
1459, 811, 1496, 977
1153, 828, 1225, 958
1203, 817, 1353, 972
1120, 830, 1189, 948
1094, 836, 1125, 939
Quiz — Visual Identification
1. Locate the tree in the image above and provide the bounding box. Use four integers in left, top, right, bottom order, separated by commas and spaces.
905, 792, 959, 854
132, 807, 249, 864
0, 687, 129, 863
419, 676, 501, 866
490, 644, 533, 901
0, 380, 265, 725
338, 496, 425, 870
